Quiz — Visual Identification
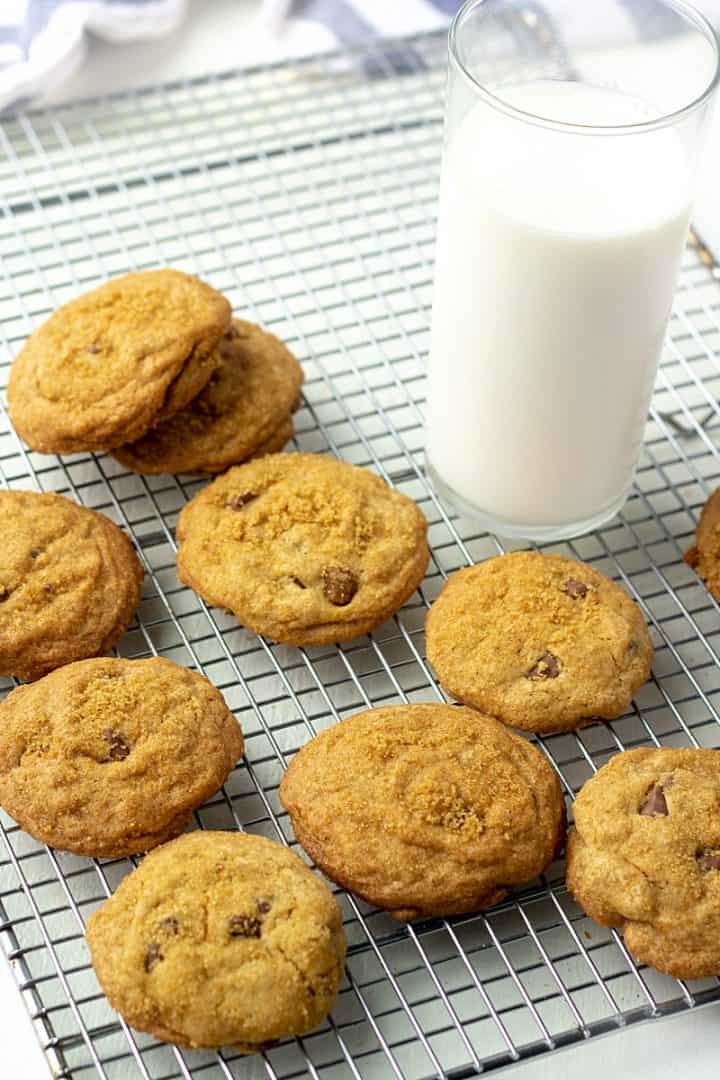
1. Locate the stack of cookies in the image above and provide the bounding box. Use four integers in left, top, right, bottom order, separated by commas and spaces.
7, 269, 303, 473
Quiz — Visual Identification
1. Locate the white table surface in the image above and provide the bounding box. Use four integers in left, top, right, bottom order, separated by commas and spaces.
3, 1, 720, 1076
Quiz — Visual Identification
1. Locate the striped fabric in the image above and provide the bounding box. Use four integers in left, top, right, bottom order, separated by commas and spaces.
0, 0, 187, 112
288, 0, 719, 47
2, 0, 719, 112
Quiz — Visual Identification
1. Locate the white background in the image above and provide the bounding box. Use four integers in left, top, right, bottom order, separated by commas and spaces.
3, 1, 720, 1076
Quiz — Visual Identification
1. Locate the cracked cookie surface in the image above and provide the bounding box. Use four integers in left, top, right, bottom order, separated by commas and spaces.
8, 269, 231, 453
280, 703, 565, 920
567, 747, 720, 979
113, 319, 303, 474
425, 551, 653, 733
176, 452, 429, 645
0, 490, 143, 681
86, 831, 346, 1049
0, 657, 243, 856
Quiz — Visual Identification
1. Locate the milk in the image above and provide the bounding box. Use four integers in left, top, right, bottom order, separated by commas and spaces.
426, 81, 692, 535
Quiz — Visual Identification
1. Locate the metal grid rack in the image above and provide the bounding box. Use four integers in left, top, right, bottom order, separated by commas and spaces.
2, 24, 720, 1080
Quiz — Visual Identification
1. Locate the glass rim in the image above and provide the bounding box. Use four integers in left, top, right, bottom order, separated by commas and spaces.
449, 0, 720, 133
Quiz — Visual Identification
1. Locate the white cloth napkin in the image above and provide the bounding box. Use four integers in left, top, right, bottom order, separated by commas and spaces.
3, 0, 720, 113
0, 0, 187, 112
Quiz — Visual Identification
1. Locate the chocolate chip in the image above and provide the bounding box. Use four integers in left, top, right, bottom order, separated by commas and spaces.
144, 943, 163, 972
639, 783, 668, 817
158, 916, 178, 933
322, 566, 358, 606
86, 343, 101, 354
229, 492, 257, 510
256, 898, 272, 914
229, 914, 262, 938
103, 728, 130, 761
43, 583, 54, 594
290, 576, 306, 589
0, 586, 8, 603
697, 849, 720, 872
527, 651, 560, 680
563, 578, 588, 599
30, 548, 40, 559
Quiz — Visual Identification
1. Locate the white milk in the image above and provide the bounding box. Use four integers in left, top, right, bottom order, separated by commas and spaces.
426, 81, 692, 534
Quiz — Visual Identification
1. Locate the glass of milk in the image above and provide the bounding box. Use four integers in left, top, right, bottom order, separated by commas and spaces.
426, 0, 719, 540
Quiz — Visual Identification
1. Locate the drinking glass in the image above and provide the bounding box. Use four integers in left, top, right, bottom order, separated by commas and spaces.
426, 0, 719, 540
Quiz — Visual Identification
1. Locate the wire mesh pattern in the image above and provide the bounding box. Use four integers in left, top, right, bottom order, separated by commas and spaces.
2, 26, 720, 1080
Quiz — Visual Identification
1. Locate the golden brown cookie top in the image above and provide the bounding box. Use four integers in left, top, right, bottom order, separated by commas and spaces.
86, 831, 346, 1050
685, 487, 720, 600
112, 319, 303, 475
7, 269, 231, 453
176, 453, 429, 645
425, 551, 653, 733
279, 703, 565, 920
0, 490, 143, 681
567, 747, 720, 979
0, 657, 243, 856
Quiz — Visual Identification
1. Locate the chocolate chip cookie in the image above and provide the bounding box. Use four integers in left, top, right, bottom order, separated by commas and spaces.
685, 487, 720, 600
112, 319, 303, 475
425, 551, 653, 733
0, 657, 242, 856
8, 269, 231, 453
0, 490, 143, 681
567, 747, 720, 979
280, 703, 565, 920
176, 453, 429, 645
86, 831, 346, 1049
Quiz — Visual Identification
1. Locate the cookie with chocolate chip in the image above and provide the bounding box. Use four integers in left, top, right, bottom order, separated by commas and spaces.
112, 320, 303, 475
567, 747, 720, 979
0, 657, 242, 856
0, 490, 143, 681
86, 831, 346, 1050
176, 453, 429, 645
685, 487, 720, 601
425, 551, 653, 733
8, 269, 231, 453
280, 703, 565, 920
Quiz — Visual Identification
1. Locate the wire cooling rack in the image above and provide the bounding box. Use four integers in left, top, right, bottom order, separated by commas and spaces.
3, 23, 720, 1080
